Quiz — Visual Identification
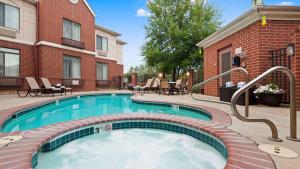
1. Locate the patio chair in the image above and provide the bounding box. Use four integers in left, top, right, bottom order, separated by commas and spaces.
150, 78, 160, 93
41, 78, 72, 95
173, 79, 188, 95
142, 78, 155, 92
159, 79, 171, 95
17, 77, 41, 98
17, 77, 61, 97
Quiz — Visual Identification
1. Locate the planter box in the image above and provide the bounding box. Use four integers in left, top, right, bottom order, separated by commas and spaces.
258, 93, 283, 107
219, 86, 256, 105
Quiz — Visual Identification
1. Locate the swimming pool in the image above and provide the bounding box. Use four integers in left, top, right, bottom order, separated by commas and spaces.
2, 94, 211, 132
36, 129, 226, 169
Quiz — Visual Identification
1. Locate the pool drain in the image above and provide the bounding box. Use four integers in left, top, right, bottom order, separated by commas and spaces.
0, 135, 23, 148
258, 144, 298, 158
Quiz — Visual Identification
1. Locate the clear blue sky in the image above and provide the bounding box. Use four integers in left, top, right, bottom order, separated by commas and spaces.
87, 0, 300, 72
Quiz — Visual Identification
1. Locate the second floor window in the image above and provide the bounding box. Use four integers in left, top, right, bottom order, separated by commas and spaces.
96, 35, 108, 51
63, 56, 81, 79
0, 47, 19, 77
0, 3, 20, 30
63, 19, 81, 41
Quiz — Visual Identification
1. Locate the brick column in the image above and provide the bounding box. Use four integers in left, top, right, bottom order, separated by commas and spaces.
187, 69, 194, 92
131, 73, 137, 85
291, 27, 300, 111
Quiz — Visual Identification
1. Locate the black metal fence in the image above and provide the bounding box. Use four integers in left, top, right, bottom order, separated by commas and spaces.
269, 48, 291, 104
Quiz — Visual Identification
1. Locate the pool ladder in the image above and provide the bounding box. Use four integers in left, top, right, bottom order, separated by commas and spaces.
191, 66, 300, 142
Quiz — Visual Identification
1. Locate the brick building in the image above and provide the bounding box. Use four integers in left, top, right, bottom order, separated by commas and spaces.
196, 5, 300, 109
0, 0, 126, 91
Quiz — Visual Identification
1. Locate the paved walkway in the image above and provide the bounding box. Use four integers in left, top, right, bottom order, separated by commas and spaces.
133, 93, 300, 169
0, 91, 299, 169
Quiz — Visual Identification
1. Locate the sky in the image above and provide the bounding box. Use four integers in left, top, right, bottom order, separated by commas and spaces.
86, 0, 300, 72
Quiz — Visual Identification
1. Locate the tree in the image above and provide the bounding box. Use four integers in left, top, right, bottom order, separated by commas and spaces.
142, 0, 221, 81
125, 64, 158, 83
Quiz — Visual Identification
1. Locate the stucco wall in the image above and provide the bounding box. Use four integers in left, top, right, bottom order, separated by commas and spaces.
0, 0, 36, 44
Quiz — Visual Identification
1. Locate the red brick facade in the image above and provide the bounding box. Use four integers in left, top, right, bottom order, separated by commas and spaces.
203, 20, 300, 109
291, 27, 300, 110
0, 0, 124, 91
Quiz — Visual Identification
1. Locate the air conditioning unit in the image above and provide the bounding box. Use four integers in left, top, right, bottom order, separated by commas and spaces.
98, 50, 107, 57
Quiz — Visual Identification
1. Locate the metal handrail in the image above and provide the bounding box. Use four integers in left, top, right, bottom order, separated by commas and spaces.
191, 67, 249, 117
231, 66, 299, 142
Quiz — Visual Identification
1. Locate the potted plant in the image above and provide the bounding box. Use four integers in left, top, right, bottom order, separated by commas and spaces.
253, 83, 285, 107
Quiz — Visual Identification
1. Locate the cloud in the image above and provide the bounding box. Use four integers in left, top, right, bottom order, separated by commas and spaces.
277, 1, 293, 5
137, 8, 151, 17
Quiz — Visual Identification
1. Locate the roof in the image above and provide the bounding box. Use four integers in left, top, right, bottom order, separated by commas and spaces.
31, 0, 95, 16
95, 25, 121, 37
116, 39, 127, 45
83, 0, 96, 17
197, 5, 300, 48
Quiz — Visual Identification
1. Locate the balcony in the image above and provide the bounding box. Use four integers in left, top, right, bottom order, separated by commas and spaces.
0, 76, 23, 88
96, 80, 111, 87
62, 79, 84, 87
62, 38, 85, 49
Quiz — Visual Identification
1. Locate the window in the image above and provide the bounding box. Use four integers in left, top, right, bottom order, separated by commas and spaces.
96, 35, 108, 51
0, 47, 19, 77
63, 19, 81, 41
63, 56, 81, 78
0, 3, 20, 30
96, 63, 108, 80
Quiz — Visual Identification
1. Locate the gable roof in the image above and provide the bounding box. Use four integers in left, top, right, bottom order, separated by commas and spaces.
95, 25, 121, 37
83, 0, 96, 17
116, 39, 127, 45
197, 5, 300, 48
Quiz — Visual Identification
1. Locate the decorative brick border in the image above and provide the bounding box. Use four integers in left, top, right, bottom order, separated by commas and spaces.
0, 93, 230, 131
0, 114, 276, 169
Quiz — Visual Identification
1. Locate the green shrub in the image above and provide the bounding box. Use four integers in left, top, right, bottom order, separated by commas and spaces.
191, 84, 201, 94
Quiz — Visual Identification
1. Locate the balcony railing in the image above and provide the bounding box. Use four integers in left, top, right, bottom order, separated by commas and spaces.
0, 76, 23, 88
62, 79, 84, 87
96, 80, 111, 87
62, 37, 85, 49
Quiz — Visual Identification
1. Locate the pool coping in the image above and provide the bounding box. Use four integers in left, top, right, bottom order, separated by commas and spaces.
0, 114, 276, 169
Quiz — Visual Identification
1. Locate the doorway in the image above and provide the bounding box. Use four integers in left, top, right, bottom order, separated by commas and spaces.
219, 48, 232, 86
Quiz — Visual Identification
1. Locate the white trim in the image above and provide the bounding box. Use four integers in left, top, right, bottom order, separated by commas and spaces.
82, 0, 96, 17
0, 36, 35, 45
95, 55, 117, 62
197, 5, 300, 48
36, 41, 95, 55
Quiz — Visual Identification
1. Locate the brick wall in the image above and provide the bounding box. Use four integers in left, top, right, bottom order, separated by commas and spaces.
0, 40, 35, 78
38, 0, 95, 51
38, 45, 96, 91
95, 57, 124, 83
291, 27, 300, 110
203, 20, 300, 98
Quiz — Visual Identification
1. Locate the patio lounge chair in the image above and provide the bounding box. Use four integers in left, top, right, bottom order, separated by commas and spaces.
159, 79, 171, 95
17, 77, 63, 98
41, 78, 72, 95
173, 79, 188, 95
138, 78, 155, 93
150, 78, 160, 92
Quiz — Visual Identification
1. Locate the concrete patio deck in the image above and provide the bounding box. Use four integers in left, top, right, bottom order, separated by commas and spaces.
0, 91, 299, 169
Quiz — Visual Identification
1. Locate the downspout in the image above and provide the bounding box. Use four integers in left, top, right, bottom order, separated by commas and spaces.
34, 1, 40, 79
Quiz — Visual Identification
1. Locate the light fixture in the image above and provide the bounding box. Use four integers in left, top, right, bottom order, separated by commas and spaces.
262, 15, 267, 26
158, 73, 163, 78
186, 72, 190, 76
287, 44, 295, 57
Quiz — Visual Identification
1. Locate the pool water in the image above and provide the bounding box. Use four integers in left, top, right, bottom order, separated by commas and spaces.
36, 129, 226, 169
2, 95, 211, 132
